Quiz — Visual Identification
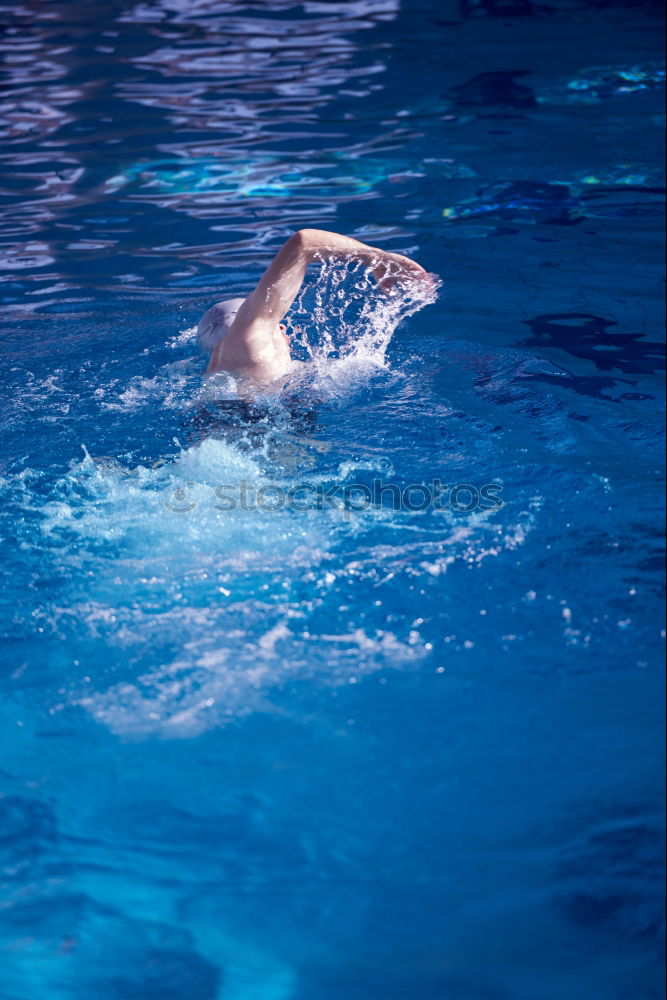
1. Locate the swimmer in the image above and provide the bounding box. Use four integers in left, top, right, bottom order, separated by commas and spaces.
197, 228, 433, 383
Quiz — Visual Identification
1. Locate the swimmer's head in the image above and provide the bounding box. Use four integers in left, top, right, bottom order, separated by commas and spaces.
197, 297, 245, 354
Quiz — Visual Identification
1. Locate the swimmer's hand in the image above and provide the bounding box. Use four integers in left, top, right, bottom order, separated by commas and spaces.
372, 252, 434, 295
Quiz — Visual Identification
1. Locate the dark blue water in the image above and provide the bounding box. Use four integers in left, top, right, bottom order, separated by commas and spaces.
1, 1, 665, 998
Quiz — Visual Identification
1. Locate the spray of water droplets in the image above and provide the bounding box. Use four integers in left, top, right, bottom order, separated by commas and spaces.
285, 252, 441, 378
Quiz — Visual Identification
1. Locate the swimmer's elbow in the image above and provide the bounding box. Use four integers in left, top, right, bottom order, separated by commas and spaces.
292, 229, 313, 251
293, 229, 332, 255
279, 229, 314, 262
293, 228, 376, 263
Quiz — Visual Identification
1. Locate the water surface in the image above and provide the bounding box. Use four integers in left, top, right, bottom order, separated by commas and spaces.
0, 1, 665, 998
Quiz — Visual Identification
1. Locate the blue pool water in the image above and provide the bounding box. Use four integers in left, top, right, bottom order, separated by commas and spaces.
0, 0, 665, 997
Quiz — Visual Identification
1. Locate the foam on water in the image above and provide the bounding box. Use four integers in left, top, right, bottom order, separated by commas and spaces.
30, 444, 532, 736
97, 358, 202, 412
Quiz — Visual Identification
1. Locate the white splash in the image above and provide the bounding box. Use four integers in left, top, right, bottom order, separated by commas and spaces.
286, 253, 440, 390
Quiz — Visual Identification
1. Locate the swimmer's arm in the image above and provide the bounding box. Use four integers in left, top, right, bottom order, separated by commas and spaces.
226, 229, 429, 351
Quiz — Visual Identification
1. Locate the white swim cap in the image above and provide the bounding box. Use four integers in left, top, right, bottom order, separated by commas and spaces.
197, 297, 245, 354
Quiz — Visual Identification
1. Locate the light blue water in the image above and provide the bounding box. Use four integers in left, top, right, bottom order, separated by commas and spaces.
0, 1, 665, 998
